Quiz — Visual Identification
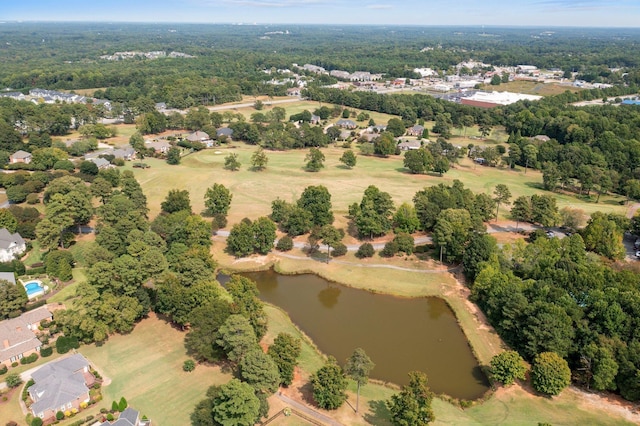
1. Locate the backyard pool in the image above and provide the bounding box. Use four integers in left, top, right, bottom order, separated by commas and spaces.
23, 280, 45, 299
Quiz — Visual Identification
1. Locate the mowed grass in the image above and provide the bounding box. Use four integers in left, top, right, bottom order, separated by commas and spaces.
230, 99, 398, 127
132, 144, 626, 224
479, 80, 582, 97
78, 315, 232, 426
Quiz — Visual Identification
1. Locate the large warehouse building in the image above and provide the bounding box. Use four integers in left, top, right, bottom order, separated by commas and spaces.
461, 91, 542, 108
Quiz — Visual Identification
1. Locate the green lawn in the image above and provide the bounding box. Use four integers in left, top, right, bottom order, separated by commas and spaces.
78, 315, 232, 426
132, 145, 626, 225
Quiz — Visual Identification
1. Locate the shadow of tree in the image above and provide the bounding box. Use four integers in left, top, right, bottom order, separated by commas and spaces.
297, 381, 316, 406
363, 399, 392, 426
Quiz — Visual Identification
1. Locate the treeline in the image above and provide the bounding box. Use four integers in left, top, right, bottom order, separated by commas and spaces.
466, 233, 640, 401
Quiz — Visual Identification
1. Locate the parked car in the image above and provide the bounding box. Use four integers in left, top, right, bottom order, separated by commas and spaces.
635, 239, 640, 249
546, 230, 555, 238
636, 251, 640, 259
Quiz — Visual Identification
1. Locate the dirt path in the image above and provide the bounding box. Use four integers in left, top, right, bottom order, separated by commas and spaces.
626, 202, 640, 218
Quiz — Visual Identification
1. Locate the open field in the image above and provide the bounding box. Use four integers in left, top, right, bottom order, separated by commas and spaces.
130, 144, 627, 225
78, 314, 232, 426
479, 80, 582, 97
228, 99, 399, 128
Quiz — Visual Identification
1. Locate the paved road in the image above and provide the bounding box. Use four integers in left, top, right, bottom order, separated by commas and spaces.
276, 393, 344, 426
207, 97, 303, 112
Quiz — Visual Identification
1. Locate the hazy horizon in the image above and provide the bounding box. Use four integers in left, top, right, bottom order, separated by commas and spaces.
3, 0, 640, 28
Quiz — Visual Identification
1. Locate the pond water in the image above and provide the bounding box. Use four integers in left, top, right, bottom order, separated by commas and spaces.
227, 270, 489, 400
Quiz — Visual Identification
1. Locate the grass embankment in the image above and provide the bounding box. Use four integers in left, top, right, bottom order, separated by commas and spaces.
132, 145, 626, 225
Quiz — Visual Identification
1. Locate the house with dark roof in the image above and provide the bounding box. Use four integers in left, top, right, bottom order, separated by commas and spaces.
98, 407, 148, 426
10, 150, 32, 164
0, 228, 26, 263
29, 354, 93, 422
0, 307, 52, 367
216, 127, 234, 139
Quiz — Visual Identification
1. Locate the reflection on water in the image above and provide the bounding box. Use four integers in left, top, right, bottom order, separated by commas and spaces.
318, 286, 341, 309
231, 270, 489, 400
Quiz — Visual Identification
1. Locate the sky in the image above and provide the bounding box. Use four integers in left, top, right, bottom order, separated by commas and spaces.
2, 0, 640, 27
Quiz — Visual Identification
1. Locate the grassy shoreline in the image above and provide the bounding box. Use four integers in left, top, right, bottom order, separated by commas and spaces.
215, 247, 637, 425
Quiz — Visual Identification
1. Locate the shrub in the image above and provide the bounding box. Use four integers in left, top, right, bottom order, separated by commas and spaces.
56, 336, 79, 354
355, 242, 375, 258
111, 400, 119, 412
31, 418, 43, 426
20, 353, 38, 364
531, 352, 571, 396
7, 421, 19, 426
26, 194, 40, 204
40, 346, 53, 357
183, 359, 196, 372
380, 241, 399, 257
11, 362, 18, 368
106, 414, 114, 421
56, 411, 65, 420
393, 232, 414, 255
491, 351, 527, 386
118, 396, 128, 411
276, 236, 294, 252
0, 365, 7, 375
331, 243, 347, 257
5, 373, 22, 388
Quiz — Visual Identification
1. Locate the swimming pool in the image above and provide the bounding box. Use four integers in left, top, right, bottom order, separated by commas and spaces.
23, 281, 44, 298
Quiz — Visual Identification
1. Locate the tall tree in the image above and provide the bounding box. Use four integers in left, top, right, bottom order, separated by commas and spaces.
344, 348, 375, 413
161, 189, 192, 214
250, 147, 269, 171
267, 333, 302, 386
493, 184, 512, 222
240, 349, 281, 394
298, 185, 334, 227
204, 183, 232, 216
224, 153, 241, 171
339, 150, 357, 168
510, 196, 532, 230
305, 147, 325, 172
0, 279, 27, 319
311, 356, 348, 410
216, 314, 259, 362
212, 379, 261, 426
387, 371, 435, 425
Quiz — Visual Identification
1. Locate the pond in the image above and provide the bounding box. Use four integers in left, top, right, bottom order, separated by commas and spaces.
226, 269, 489, 400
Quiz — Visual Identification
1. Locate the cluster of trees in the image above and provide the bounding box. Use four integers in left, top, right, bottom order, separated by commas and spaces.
467, 231, 640, 401
271, 185, 334, 237
490, 350, 571, 396
190, 275, 304, 426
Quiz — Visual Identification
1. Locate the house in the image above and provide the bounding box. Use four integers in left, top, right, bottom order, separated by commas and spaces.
0, 92, 26, 101
0, 271, 16, 285
286, 87, 301, 96
154, 102, 167, 112
336, 119, 357, 129
29, 354, 94, 422
397, 140, 422, 151
112, 147, 136, 161
532, 135, 550, 142
10, 150, 32, 164
98, 407, 148, 426
406, 125, 425, 137
0, 228, 26, 262
216, 127, 234, 139
310, 114, 321, 125
186, 131, 210, 142
88, 158, 111, 170
145, 141, 172, 154
0, 307, 52, 367
369, 125, 387, 133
